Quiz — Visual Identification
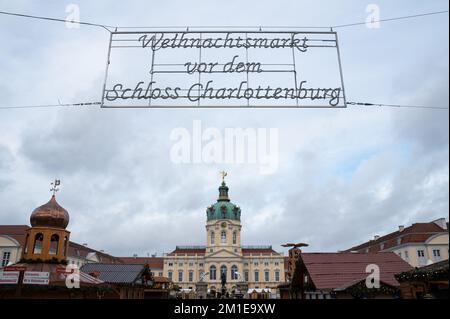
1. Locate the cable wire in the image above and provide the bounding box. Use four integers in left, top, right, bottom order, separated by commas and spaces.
0, 10, 115, 32
0, 102, 101, 110
0, 9, 448, 31
332, 10, 449, 29
1, 101, 447, 110
347, 101, 449, 110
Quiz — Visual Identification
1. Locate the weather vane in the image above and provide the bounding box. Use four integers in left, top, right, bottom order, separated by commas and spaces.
50, 179, 61, 196
220, 171, 227, 182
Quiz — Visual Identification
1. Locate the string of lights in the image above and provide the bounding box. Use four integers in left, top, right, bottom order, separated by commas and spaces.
0, 9, 448, 31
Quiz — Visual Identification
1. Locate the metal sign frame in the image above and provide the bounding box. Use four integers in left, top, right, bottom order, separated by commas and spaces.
101, 30, 347, 108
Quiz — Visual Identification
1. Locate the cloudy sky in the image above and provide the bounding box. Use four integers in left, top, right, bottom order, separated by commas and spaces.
0, 0, 448, 257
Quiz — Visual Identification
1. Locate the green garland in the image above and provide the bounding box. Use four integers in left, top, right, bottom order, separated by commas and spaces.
18, 257, 68, 265
345, 281, 398, 299
395, 267, 449, 282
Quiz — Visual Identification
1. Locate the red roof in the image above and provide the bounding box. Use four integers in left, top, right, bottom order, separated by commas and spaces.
118, 257, 164, 269
0, 225, 29, 246
167, 248, 206, 255
168, 247, 279, 255
242, 248, 277, 254
347, 222, 448, 253
66, 242, 120, 263
301, 252, 412, 289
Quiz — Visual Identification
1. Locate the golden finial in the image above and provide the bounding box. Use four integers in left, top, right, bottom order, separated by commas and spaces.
220, 171, 227, 183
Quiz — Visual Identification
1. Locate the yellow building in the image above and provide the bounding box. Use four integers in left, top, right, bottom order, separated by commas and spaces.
163, 177, 285, 295
347, 218, 449, 267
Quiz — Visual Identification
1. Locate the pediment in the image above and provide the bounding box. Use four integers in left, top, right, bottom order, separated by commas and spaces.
205, 248, 242, 259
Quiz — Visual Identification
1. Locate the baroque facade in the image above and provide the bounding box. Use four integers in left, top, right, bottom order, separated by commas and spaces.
162, 178, 285, 292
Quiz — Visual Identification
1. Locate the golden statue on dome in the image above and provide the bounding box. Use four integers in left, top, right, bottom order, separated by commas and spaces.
220, 171, 227, 183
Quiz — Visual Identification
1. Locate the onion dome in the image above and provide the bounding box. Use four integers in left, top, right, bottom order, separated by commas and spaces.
30, 195, 70, 229
206, 181, 241, 221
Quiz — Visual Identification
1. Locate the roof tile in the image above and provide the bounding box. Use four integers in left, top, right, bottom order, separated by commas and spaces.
300, 252, 413, 289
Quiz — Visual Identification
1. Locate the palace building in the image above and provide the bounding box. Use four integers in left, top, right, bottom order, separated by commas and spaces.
162, 176, 286, 294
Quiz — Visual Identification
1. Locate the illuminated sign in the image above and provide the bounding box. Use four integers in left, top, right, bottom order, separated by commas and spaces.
101, 30, 346, 108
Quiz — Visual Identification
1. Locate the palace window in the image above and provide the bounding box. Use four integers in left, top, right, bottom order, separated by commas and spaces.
417, 250, 425, 258
433, 249, 441, 261
221, 231, 227, 244
221, 265, 227, 280
264, 271, 270, 282
168, 271, 173, 280
231, 265, 238, 280
1, 251, 11, 267
254, 271, 259, 282
211, 231, 215, 245
210, 265, 217, 280
275, 271, 280, 282
189, 271, 194, 282
275, 262, 279, 266
244, 271, 249, 282
168, 262, 173, 267
233, 231, 237, 244
178, 270, 183, 282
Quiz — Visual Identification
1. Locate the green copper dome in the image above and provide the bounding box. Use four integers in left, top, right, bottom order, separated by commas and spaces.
206, 181, 241, 221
